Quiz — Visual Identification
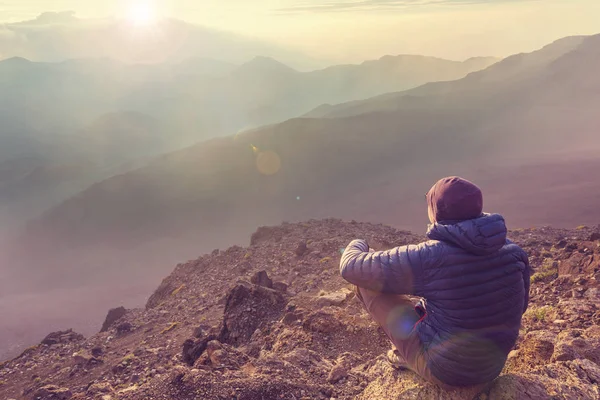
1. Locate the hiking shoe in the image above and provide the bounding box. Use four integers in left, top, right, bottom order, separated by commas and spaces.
387, 349, 408, 370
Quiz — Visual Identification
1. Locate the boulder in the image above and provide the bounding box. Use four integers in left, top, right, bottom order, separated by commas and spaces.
100, 307, 128, 332
41, 330, 84, 346
505, 330, 557, 373
182, 331, 219, 366
356, 357, 493, 400
559, 253, 586, 275
219, 284, 286, 346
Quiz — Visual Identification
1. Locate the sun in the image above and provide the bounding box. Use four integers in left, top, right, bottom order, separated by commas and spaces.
127, 1, 158, 27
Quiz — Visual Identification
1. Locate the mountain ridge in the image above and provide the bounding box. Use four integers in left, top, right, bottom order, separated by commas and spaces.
305, 34, 592, 119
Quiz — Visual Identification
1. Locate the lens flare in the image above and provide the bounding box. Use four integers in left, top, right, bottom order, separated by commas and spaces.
256, 151, 281, 176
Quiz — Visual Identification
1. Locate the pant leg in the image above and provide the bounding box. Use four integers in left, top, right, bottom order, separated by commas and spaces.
354, 286, 420, 342
355, 286, 494, 394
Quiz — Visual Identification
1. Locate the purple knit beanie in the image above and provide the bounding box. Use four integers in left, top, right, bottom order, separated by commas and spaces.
426, 177, 483, 223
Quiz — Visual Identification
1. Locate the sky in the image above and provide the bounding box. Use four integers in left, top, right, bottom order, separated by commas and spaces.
0, 0, 599, 63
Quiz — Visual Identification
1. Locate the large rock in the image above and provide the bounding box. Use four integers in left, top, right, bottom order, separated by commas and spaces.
41, 330, 84, 346
505, 330, 557, 373
356, 357, 492, 400
552, 328, 600, 364
100, 307, 128, 332
559, 253, 587, 275
219, 284, 286, 346
486, 375, 549, 400
182, 331, 219, 366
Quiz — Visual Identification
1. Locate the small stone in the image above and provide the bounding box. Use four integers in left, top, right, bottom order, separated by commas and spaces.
210, 349, 227, 365
72, 352, 92, 365
250, 271, 273, 288
116, 322, 133, 334
327, 364, 349, 384
91, 347, 104, 357
87, 382, 114, 395
556, 239, 568, 249
315, 289, 352, 308
273, 282, 288, 293
295, 241, 308, 257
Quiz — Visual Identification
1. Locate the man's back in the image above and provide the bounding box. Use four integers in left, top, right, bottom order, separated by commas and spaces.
416, 213, 529, 385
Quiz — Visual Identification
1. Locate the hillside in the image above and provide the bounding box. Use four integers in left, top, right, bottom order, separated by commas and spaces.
1, 219, 599, 399
0, 51, 495, 235
0, 111, 170, 238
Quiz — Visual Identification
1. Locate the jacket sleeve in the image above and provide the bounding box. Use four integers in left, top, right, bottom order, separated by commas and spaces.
339, 239, 423, 295
521, 251, 531, 314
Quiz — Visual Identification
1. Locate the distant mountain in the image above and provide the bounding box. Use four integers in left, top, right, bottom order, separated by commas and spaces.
306, 36, 587, 119
0, 51, 496, 236
303, 55, 501, 105
0, 52, 496, 156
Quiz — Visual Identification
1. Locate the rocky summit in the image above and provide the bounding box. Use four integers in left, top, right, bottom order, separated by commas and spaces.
1, 219, 599, 400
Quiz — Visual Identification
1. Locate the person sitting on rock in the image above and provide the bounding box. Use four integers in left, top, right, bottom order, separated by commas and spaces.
340, 176, 530, 392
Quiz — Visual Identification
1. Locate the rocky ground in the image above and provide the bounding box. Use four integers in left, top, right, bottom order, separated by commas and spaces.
1, 219, 599, 400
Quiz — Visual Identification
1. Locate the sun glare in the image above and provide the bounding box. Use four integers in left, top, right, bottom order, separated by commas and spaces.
127, 1, 158, 27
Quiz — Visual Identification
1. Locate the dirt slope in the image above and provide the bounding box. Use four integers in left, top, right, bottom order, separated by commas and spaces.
1, 219, 599, 400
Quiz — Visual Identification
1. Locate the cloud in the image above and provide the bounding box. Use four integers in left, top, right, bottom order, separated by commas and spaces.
19, 11, 79, 25
0, 14, 322, 69
277, 0, 533, 14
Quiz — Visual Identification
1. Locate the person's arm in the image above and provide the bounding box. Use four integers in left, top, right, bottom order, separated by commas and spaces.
339, 239, 423, 295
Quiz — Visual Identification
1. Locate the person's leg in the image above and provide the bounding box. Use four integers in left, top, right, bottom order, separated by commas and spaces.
354, 286, 420, 340
354, 286, 421, 363
355, 286, 493, 394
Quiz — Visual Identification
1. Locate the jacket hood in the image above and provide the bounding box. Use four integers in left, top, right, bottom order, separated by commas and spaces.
426, 213, 507, 256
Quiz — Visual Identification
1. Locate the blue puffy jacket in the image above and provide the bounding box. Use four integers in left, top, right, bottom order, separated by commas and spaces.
340, 213, 530, 386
